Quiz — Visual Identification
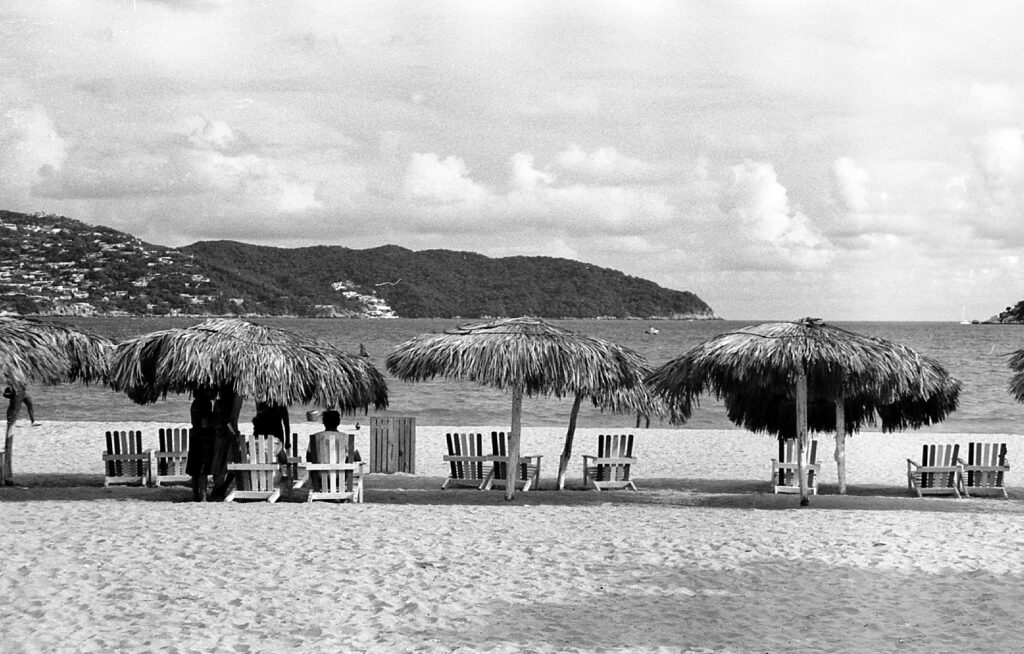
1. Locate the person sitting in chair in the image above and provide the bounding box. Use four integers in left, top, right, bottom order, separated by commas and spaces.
305, 410, 361, 490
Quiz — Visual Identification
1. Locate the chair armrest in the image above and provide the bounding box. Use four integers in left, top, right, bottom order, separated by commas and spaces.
588, 456, 636, 465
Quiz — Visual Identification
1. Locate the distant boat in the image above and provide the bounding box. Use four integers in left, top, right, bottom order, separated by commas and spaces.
644, 326, 660, 335
960, 307, 971, 325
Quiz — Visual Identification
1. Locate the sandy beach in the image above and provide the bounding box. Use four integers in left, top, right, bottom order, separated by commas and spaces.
3, 421, 1024, 653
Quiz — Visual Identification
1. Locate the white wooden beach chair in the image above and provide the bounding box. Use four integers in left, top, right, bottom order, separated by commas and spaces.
907, 443, 962, 498
960, 442, 1010, 499
441, 432, 491, 489
582, 433, 637, 491
301, 432, 365, 503
282, 431, 305, 498
771, 439, 820, 495
225, 433, 281, 503
102, 430, 151, 487
482, 431, 542, 492
151, 427, 190, 487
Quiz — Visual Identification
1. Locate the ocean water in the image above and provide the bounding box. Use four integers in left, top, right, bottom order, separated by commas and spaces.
22, 317, 1024, 435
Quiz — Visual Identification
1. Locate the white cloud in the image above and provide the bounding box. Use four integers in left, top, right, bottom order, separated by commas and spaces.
726, 160, 833, 268
184, 115, 248, 154
402, 153, 487, 204
0, 103, 68, 198
974, 128, 1024, 183
555, 144, 657, 183
510, 152, 554, 191
832, 157, 870, 214
276, 181, 322, 213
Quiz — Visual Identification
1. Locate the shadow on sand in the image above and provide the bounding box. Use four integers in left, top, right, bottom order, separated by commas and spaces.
3, 472, 1022, 514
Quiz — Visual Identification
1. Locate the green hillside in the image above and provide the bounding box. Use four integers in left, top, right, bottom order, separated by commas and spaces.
182, 241, 716, 319
0, 210, 717, 319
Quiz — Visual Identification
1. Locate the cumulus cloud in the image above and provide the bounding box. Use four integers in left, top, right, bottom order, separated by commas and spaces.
554, 144, 658, 184
402, 153, 487, 204
832, 157, 870, 214
183, 115, 250, 155
0, 103, 68, 199
966, 127, 1024, 240
510, 153, 554, 191
726, 160, 833, 268
974, 128, 1024, 183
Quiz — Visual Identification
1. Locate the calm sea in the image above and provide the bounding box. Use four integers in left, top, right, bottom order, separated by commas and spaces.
24, 317, 1024, 435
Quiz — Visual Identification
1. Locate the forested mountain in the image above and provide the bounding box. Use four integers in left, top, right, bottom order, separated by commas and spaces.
183, 241, 716, 319
0, 210, 717, 319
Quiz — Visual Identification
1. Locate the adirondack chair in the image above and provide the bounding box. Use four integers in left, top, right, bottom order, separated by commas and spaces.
771, 439, 820, 495
441, 432, 491, 489
482, 431, 542, 492
102, 430, 151, 486
151, 427, 191, 487
907, 443, 962, 498
960, 442, 1010, 498
225, 433, 282, 502
302, 432, 366, 503
277, 432, 305, 498
582, 433, 637, 491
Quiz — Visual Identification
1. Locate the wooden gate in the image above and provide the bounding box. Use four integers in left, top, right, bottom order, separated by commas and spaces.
370, 417, 416, 473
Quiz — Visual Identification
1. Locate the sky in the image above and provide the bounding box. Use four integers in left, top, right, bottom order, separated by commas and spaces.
2, 1, 1023, 321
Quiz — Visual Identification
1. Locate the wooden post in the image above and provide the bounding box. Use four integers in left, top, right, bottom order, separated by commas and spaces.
834, 395, 847, 494
506, 386, 523, 501
557, 393, 583, 490
795, 370, 809, 505
3, 421, 14, 483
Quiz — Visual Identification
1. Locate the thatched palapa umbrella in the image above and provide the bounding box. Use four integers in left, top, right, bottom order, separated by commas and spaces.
647, 318, 960, 503
111, 318, 387, 494
1004, 350, 1024, 405
385, 316, 649, 499
110, 318, 388, 410
0, 316, 113, 481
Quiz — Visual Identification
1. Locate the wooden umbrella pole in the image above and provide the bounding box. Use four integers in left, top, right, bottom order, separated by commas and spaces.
3, 421, 14, 483
557, 393, 584, 490
506, 385, 523, 501
795, 370, 809, 505
834, 394, 847, 494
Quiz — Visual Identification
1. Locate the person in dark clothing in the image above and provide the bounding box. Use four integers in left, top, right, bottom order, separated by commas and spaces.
253, 401, 291, 464
305, 410, 360, 491
185, 388, 215, 502
207, 388, 242, 501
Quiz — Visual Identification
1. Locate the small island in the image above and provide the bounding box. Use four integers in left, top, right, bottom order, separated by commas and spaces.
982, 301, 1024, 324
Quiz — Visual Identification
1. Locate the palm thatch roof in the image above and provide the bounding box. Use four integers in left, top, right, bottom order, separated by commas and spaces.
1005, 350, 1024, 403
647, 318, 958, 425
722, 372, 961, 439
0, 316, 112, 388
385, 316, 648, 399
110, 318, 388, 411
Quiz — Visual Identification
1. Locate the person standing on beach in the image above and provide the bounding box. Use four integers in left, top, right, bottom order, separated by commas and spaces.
186, 389, 215, 502
208, 387, 242, 500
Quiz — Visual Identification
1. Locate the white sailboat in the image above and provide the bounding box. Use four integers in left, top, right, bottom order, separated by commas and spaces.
960, 306, 972, 325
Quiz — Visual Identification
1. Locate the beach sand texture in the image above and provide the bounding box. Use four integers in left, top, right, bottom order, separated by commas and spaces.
3, 421, 1024, 653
